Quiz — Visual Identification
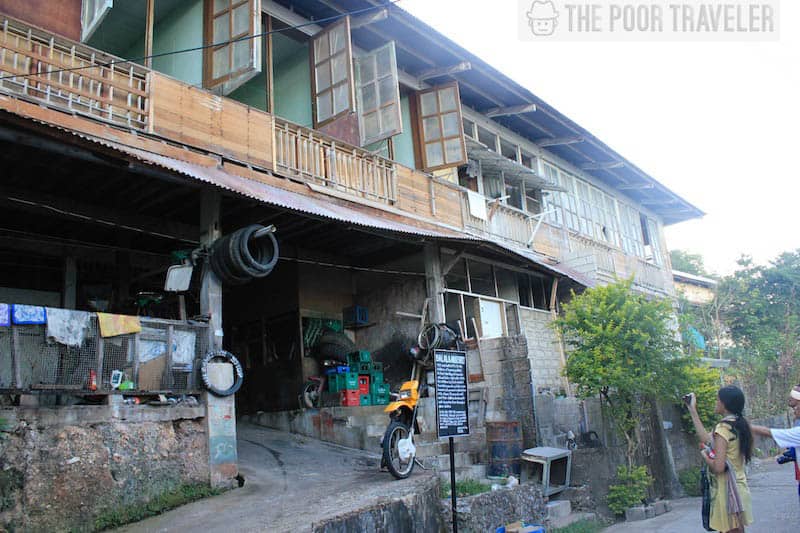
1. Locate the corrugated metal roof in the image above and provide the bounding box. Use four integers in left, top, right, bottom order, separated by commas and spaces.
0, 105, 593, 287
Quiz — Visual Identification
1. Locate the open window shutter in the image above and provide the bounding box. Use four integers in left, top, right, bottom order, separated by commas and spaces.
355, 41, 402, 146
204, 0, 262, 95
310, 17, 355, 127
81, 0, 113, 42
415, 83, 467, 171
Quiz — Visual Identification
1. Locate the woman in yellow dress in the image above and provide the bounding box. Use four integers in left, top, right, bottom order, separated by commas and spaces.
687, 385, 754, 532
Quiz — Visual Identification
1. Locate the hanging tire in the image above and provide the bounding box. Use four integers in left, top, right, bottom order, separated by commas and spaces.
200, 350, 244, 396
315, 330, 356, 362
209, 225, 280, 285
238, 225, 279, 276
382, 420, 415, 479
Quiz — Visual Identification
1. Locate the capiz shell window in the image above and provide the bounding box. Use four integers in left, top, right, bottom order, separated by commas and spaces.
311, 17, 354, 126
355, 41, 402, 146
415, 83, 467, 171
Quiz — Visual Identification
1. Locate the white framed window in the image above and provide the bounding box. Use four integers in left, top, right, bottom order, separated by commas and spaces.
355, 41, 402, 146
618, 202, 645, 257
310, 17, 354, 126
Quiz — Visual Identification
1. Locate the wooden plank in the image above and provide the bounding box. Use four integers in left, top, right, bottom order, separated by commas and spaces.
248, 108, 273, 169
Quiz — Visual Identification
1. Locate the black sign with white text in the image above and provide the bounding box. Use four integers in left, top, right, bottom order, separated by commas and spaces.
434, 349, 469, 438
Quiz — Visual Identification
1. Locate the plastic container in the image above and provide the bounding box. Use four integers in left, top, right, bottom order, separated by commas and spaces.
358, 375, 370, 395
343, 306, 369, 327
340, 389, 360, 407
359, 393, 372, 406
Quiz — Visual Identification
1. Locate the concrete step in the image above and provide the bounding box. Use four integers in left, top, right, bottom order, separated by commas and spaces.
546, 500, 572, 521
547, 511, 597, 530
418, 451, 473, 470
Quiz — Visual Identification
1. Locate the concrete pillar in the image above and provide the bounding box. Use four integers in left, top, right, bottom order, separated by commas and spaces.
423, 242, 444, 324
199, 189, 237, 489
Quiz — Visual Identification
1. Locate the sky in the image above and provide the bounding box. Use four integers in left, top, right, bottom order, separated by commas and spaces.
400, 0, 800, 276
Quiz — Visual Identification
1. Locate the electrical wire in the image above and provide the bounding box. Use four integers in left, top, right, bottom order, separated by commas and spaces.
278, 255, 424, 277
0, 0, 402, 83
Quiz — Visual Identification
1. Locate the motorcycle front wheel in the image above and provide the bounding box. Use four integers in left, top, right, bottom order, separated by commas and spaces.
382, 420, 415, 479
300, 380, 320, 409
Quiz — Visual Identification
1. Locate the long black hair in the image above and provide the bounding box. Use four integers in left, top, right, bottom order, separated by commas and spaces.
718, 385, 753, 463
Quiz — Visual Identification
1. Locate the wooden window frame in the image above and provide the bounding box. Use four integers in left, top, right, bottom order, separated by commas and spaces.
413, 82, 467, 172
310, 17, 355, 128
203, 0, 258, 92
355, 41, 402, 146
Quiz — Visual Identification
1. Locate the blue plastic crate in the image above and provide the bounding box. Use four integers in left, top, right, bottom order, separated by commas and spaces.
343, 305, 369, 326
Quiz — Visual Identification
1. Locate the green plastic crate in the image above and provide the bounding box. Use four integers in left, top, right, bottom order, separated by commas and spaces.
327, 377, 340, 393
371, 361, 383, 372
347, 350, 371, 365
371, 382, 389, 397
356, 362, 371, 374
371, 392, 390, 405
333, 372, 358, 391
359, 393, 372, 406
369, 370, 384, 385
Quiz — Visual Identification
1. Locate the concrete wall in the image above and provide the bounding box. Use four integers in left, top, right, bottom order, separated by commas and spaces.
519, 308, 564, 392
0, 404, 208, 532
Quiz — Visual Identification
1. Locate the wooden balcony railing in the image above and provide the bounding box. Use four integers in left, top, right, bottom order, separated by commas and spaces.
0, 17, 149, 130
273, 117, 397, 205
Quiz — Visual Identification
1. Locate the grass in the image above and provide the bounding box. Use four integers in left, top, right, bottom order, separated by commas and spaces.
93, 483, 224, 531
440, 478, 492, 499
551, 518, 607, 533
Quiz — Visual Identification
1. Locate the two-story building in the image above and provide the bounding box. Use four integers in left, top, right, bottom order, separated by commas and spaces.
0, 0, 702, 526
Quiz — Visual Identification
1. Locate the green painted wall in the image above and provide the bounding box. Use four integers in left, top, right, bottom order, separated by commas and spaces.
228, 74, 269, 111
392, 95, 416, 169
273, 39, 312, 126
123, 0, 203, 86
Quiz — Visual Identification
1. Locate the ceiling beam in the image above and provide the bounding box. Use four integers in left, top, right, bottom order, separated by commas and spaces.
535, 136, 584, 148
581, 161, 625, 170
0, 186, 199, 244
350, 8, 388, 29
416, 61, 471, 83
484, 103, 537, 118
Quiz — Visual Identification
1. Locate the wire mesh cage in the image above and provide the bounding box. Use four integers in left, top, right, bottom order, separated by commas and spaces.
0, 312, 208, 394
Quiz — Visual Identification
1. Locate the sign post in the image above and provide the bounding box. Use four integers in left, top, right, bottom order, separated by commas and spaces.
434, 349, 469, 533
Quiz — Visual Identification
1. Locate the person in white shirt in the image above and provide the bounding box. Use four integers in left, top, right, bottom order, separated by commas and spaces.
750, 385, 800, 507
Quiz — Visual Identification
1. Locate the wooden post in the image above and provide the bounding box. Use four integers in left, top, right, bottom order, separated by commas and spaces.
200, 189, 223, 349
144, 0, 155, 69
423, 243, 445, 324
63, 256, 77, 309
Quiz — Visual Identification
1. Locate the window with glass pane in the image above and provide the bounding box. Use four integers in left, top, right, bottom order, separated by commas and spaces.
618, 202, 645, 257
204, 0, 260, 93
646, 217, 663, 265
496, 268, 519, 302
311, 17, 353, 126
517, 273, 532, 308
444, 257, 468, 292
356, 42, 402, 146
415, 83, 467, 171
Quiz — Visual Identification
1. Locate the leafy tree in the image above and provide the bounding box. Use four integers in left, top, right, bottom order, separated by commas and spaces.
720, 252, 800, 415
553, 279, 686, 468
670, 250, 709, 276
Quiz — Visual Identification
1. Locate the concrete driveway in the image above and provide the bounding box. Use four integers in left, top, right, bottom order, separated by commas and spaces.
603, 460, 799, 532
117, 423, 438, 533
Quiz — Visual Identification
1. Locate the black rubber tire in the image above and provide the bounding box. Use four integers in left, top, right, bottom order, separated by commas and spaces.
382, 420, 415, 479
200, 350, 245, 396
238, 225, 279, 276
210, 235, 250, 285
315, 330, 356, 362
300, 380, 320, 409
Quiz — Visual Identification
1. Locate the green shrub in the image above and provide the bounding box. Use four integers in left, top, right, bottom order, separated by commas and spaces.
439, 478, 492, 499
552, 518, 607, 533
606, 465, 652, 515
678, 365, 720, 434
678, 466, 702, 497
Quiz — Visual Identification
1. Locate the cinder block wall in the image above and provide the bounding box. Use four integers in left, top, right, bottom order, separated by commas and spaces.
519, 308, 564, 392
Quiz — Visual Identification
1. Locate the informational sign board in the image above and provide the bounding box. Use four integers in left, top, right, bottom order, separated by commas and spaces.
434, 349, 470, 439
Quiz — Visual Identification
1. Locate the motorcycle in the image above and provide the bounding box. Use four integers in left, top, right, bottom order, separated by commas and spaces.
381, 323, 460, 479
300, 359, 340, 409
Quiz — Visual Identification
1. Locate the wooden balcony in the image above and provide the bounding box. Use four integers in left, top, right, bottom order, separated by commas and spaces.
0, 16, 149, 130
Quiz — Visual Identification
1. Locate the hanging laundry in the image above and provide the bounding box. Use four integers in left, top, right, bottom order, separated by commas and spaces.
11, 304, 46, 325
45, 308, 91, 348
97, 313, 142, 338
0, 303, 8, 327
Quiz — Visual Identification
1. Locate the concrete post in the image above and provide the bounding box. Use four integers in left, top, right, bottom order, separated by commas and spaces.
423, 242, 444, 324
199, 188, 237, 488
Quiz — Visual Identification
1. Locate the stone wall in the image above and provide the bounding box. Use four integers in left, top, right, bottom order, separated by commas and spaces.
0, 404, 209, 532
440, 482, 545, 532
519, 308, 564, 392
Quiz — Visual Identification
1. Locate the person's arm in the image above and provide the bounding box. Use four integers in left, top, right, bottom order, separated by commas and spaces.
751, 424, 772, 438
703, 432, 729, 474
769, 426, 800, 449
687, 393, 712, 444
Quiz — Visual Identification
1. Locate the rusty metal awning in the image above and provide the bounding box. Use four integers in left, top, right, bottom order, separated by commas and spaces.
466, 138, 565, 192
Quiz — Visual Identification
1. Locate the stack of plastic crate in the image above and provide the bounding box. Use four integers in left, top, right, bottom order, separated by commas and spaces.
347, 351, 390, 405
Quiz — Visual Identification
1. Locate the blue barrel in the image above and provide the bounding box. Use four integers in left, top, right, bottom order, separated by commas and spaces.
486, 421, 522, 477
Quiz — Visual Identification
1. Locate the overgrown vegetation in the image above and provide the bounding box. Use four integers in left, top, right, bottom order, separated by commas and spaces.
553, 279, 688, 468
678, 466, 702, 497
439, 478, 491, 499
93, 483, 223, 531
552, 518, 608, 533
606, 465, 652, 516
678, 365, 720, 433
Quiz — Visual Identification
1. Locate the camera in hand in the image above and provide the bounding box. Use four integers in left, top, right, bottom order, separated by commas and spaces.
682, 393, 694, 405
777, 447, 796, 465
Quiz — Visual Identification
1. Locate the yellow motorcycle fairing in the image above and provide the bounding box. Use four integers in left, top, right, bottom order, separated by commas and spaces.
383, 380, 420, 413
